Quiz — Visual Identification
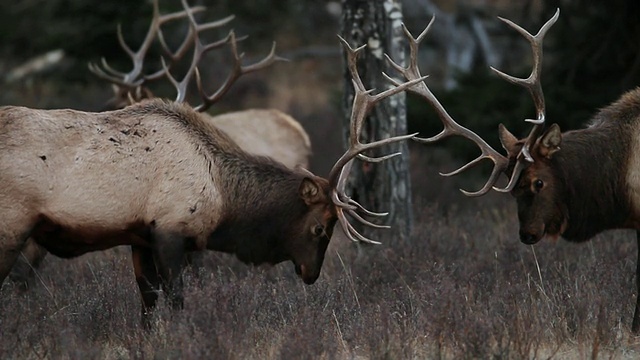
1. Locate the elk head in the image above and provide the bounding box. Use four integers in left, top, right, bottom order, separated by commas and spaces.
388, 9, 562, 245
284, 37, 425, 283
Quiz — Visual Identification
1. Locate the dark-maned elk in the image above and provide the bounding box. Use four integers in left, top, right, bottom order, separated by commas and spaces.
0, 0, 424, 325
393, 9, 640, 333
8, 0, 311, 289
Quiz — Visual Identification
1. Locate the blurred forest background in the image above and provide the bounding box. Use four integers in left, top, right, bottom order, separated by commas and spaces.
2, 1, 640, 357
0, 0, 639, 178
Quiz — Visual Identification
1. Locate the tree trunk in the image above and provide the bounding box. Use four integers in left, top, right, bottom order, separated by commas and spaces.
340, 0, 412, 243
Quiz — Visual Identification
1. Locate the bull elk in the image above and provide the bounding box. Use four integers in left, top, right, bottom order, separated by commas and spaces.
394, 9, 640, 333
9, 0, 311, 288
0, 0, 423, 325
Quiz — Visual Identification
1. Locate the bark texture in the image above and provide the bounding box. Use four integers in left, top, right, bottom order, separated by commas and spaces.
340, 0, 412, 242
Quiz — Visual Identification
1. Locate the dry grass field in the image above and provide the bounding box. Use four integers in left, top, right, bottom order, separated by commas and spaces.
2, 147, 640, 359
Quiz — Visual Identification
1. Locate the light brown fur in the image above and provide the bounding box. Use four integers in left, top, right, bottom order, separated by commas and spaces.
10, 97, 313, 289
0, 99, 335, 325
0, 101, 228, 253
103, 86, 312, 169
210, 109, 311, 169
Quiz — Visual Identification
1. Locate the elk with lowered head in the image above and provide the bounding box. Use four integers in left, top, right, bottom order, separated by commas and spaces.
395, 9, 640, 333
9, 0, 311, 288
0, 0, 423, 325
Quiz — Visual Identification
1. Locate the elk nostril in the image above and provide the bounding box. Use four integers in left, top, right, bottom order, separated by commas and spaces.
519, 230, 538, 245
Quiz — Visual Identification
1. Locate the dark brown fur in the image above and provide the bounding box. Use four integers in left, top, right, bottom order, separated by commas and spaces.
501, 87, 640, 332
506, 88, 640, 243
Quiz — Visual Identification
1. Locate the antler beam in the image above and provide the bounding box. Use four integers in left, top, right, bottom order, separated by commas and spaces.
387, 9, 560, 196
490, 8, 560, 192
385, 17, 509, 196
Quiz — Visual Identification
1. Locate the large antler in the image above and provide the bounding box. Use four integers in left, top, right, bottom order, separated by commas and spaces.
386, 9, 559, 196
87, 0, 209, 88
161, 0, 286, 112
384, 17, 509, 196
90, 0, 281, 113
489, 9, 560, 191
327, 37, 427, 244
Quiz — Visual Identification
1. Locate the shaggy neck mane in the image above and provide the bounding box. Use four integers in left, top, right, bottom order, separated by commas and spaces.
121, 99, 244, 155
556, 88, 640, 241
209, 153, 307, 265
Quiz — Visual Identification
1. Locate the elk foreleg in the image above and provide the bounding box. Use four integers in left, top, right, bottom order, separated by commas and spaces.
633, 230, 640, 334
132, 245, 161, 328
0, 212, 33, 287
0, 205, 38, 286
0, 238, 29, 288
151, 231, 185, 310
8, 238, 48, 290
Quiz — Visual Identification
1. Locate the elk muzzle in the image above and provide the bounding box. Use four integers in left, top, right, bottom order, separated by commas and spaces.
295, 263, 319, 285
520, 229, 542, 245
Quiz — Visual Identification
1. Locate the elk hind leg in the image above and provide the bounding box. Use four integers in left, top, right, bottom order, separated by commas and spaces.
151, 230, 185, 310
0, 235, 30, 287
0, 208, 36, 287
633, 230, 640, 334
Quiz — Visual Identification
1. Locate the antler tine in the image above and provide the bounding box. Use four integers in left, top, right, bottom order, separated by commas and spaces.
331, 161, 386, 244
88, 0, 207, 89
192, 31, 287, 112
164, 27, 232, 103
328, 36, 426, 244
145, 14, 236, 82
386, 19, 509, 196
346, 208, 390, 229
88, 60, 144, 88
163, 0, 220, 102
160, 0, 284, 110
490, 8, 560, 193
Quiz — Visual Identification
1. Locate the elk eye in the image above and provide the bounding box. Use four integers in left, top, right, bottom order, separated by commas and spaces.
312, 225, 325, 237
533, 179, 544, 192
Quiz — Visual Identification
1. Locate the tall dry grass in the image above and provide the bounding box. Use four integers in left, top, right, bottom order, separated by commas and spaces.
2, 148, 640, 359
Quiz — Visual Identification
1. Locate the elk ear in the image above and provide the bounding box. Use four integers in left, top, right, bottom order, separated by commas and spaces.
539, 123, 562, 159
299, 177, 323, 206
498, 123, 519, 158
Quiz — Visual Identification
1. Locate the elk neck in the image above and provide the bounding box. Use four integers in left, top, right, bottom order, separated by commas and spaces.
206, 147, 309, 265
123, 100, 310, 264
553, 88, 640, 241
